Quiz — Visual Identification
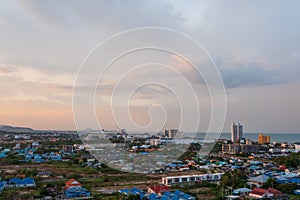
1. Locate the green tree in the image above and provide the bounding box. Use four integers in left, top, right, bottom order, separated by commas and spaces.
278, 183, 297, 194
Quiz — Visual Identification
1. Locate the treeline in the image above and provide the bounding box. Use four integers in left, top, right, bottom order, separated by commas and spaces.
274, 152, 300, 168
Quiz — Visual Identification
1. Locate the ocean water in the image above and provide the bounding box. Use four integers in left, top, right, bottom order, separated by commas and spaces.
191, 133, 300, 144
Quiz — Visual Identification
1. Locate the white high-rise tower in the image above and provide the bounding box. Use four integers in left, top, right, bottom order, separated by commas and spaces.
231, 123, 243, 143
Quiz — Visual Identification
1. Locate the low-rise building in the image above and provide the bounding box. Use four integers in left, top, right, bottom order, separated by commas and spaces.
162, 173, 223, 186
222, 144, 260, 154
249, 188, 282, 199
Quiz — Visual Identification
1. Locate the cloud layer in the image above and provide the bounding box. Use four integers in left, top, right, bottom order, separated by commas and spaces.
0, 1, 299, 132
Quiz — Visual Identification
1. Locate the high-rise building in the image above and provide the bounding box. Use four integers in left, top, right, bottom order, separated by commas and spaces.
258, 134, 271, 144
164, 129, 169, 138
164, 129, 179, 138
231, 123, 243, 143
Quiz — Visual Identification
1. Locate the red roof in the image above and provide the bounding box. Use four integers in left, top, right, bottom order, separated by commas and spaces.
268, 188, 282, 195
279, 165, 286, 170
148, 185, 169, 194
251, 188, 268, 195
65, 179, 82, 189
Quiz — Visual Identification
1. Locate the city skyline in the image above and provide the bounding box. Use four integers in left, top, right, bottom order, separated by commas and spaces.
0, 1, 300, 133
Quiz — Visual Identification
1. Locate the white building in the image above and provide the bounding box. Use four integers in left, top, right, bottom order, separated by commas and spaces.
162, 173, 223, 186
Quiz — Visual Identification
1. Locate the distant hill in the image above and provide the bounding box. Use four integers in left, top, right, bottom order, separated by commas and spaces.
0, 125, 35, 133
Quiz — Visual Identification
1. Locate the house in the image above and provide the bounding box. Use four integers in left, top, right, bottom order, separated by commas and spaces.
8, 177, 21, 187
16, 177, 36, 188
232, 188, 252, 196
0, 152, 7, 158
249, 188, 270, 199
148, 185, 169, 195
37, 172, 52, 178
33, 154, 45, 163
46, 186, 58, 195
50, 154, 62, 161
119, 187, 144, 195
147, 193, 160, 200
64, 179, 82, 189
32, 142, 39, 147
65, 187, 91, 198
119, 187, 145, 199
248, 174, 270, 187
0, 181, 6, 194
294, 189, 300, 195
151, 190, 196, 200
249, 188, 282, 199
8, 177, 36, 188
64, 179, 91, 198
164, 190, 196, 200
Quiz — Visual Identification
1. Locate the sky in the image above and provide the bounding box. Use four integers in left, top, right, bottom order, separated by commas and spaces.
0, 0, 300, 133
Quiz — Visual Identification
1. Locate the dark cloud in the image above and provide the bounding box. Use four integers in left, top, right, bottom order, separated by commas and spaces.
220, 63, 300, 89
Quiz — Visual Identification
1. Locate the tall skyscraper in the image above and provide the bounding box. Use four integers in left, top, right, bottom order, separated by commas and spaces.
231, 123, 243, 143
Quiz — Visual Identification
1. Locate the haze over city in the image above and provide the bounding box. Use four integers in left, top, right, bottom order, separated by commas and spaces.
0, 1, 300, 133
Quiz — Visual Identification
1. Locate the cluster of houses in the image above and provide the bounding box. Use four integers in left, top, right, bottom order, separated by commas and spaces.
0, 148, 10, 158
0, 143, 74, 163
119, 186, 195, 200
0, 177, 92, 198
226, 187, 287, 199
0, 177, 36, 195
23, 148, 72, 163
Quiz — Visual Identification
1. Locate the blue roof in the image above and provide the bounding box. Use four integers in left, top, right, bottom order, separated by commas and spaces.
67, 187, 88, 193
251, 161, 262, 165
168, 163, 177, 167
160, 196, 169, 200
17, 178, 35, 185
173, 190, 184, 195
248, 174, 269, 183
65, 187, 90, 197
181, 193, 192, 199
249, 165, 260, 170
119, 189, 130, 194
233, 188, 252, 195
0, 152, 7, 158
155, 190, 195, 200
131, 187, 144, 194
119, 187, 145, 196
288, 177, 300, 184
148, 193, 159, 199
163, 191, 172, 196
8, 178, 21, 183
294, 189, 300, 195
0, 181, 6, 189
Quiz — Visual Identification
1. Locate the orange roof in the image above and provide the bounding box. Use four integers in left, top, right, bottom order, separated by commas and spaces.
65, 179, 81, 189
